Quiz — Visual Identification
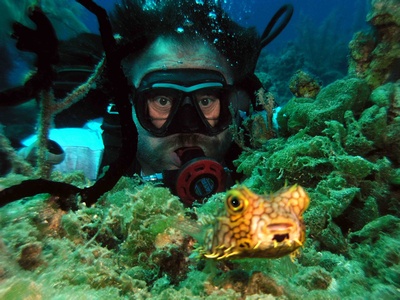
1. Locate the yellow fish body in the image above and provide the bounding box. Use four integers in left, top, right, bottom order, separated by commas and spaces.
199, 185, 310, 260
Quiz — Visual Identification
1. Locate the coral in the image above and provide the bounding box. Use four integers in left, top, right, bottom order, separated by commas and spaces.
35, 58, 105, 178
349, 0, 400, 88
289, 70, 321, 99
234, 71, 400, 257
367, 81, 400, 165
348, 215, 400, 292
277, 77, 371, 136
0, 131, 33, 176
210, 269, 284, 297
295, 266, 332, 290
233, 88, 276, 149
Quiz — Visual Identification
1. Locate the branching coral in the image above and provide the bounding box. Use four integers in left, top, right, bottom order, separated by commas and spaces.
35, 58, 104, 178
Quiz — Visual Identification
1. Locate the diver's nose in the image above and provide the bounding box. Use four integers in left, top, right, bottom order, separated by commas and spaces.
178, 96, 202, 132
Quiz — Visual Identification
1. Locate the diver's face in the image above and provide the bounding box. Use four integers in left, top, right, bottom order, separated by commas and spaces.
128, 37, 235, 175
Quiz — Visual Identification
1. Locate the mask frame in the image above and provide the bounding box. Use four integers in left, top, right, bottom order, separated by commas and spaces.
134, 69, 235, 137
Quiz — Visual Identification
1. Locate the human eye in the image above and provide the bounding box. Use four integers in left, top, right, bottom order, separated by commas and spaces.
148, 95, 174, 112
154, 96, 172, 107
197, 95, 218, 108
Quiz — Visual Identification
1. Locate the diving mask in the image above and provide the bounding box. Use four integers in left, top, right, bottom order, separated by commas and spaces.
134, 69, 233, 137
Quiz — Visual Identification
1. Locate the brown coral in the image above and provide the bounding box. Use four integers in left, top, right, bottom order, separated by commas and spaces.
349, 0, 400, 88
289, 70, 321, 99
17, 242, 43, 271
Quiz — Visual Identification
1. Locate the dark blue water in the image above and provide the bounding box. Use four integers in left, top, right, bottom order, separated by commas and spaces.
86, 0, 370, 52
1, 0, 370, 91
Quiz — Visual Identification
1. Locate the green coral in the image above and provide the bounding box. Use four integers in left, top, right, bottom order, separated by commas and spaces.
235, 75, 400, 257
278, 78, 371, 136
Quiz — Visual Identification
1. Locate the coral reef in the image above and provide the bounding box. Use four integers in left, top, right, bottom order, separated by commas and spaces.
349, 0, 400, 88
256, 9, 351, 104
256, 44, 305, 104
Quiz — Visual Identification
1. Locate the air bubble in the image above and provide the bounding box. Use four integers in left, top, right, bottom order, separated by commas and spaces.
208, 12, 217, 19
183, 19, 193, 27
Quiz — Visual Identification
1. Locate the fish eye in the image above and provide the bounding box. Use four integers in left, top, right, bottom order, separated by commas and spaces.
230, 196, 241, 208
226, 193, 246, 213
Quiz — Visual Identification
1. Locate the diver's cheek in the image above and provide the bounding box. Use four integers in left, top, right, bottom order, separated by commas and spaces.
137, 135, 181, 174
202, 129, 232, 161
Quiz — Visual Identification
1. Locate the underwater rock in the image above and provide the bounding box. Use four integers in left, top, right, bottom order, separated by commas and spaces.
211, 269, 284, 297
295, 266, 332, 290
17, 242, 43, 271
349, 0, 400, 88
288, 70, 321, 99
246, 271, 284, 296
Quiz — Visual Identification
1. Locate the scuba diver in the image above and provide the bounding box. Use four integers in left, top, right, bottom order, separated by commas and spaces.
104, 0, 260, 205
0, 0, 292, 207
100, 0, 293, 205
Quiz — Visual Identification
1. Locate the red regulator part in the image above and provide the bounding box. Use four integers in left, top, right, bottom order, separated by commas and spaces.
175, 157, 227, 205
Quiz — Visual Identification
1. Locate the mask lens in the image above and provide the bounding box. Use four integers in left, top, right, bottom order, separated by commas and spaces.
145, 89, 179, 129
194, 89, 221, 127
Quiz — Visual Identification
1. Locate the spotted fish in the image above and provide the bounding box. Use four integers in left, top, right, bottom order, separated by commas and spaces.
198, 185, 310, 259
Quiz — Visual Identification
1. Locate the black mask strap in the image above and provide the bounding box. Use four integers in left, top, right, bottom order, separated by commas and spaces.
260, 4, 294, 49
